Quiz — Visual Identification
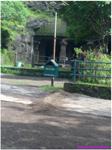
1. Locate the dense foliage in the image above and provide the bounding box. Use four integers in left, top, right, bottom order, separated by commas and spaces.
1, 1, 27, 25
1, 1, 57, 51
58, 1, 111, 53
74, 47, 111, 85
1, 1, 28, 49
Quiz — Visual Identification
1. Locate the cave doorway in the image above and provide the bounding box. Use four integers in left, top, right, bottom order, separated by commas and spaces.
34, 35, 61, 64
108, 41, 111, 54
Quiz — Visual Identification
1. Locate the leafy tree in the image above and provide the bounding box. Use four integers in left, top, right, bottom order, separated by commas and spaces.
1, 1, 27, 25
58, 1, 111, 53
1, 1, 28, 49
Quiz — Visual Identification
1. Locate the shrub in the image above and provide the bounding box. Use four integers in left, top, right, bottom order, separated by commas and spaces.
7, 50, 14, 62
1, 47, 14, 65
74, 47, 111, 85
1, 48, 9, 64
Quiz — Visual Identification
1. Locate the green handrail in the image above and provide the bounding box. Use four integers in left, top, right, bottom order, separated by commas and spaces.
71, 59, 111, 64
71, 59, 111, 82
76, 67, 111, 72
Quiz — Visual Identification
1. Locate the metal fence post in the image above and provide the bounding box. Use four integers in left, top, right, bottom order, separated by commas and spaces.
51, 77, 54, 86
73, 59, 76, 82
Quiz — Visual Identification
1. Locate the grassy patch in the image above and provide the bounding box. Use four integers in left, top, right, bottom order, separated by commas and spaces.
11, 80, 30, 84
39, 85, 63, 92
76, 80, 111, 87
1, 67, 44, 77
1, 64, 14, 67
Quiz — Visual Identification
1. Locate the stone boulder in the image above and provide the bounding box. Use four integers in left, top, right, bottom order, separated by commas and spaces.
10, 34, 33, 63
27, 1, 48, 10
26, 18, 53, 30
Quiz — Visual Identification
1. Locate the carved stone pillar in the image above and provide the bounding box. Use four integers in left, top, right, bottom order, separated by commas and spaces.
59, 39, 68, 63
35, 41, 40, 62
31, 36, 34, 67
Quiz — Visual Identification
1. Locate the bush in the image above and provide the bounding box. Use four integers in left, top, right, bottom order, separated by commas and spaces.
7, 50, 14, 62
1, 48, 7, 55
74, 47, 111, 85
1, 48, 9, 64
1, 47, 14, 65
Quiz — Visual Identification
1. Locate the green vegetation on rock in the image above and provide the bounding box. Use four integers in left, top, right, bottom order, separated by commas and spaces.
35, 18, 66, 36
1, 1, 28, 46
64, 82, 111, 99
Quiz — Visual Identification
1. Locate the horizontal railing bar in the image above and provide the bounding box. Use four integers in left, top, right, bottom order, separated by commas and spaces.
70, 73, 74, 76
74, 60, 111, 64
70, 73, 111, 78
39, 56, 72, 59
71, 59, 111, 81
76, 67, 111, 71
75, 74, 111, 78
35, 61, 71, 64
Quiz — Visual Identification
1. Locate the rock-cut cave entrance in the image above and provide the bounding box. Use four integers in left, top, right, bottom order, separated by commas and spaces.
34, 35, 62, 63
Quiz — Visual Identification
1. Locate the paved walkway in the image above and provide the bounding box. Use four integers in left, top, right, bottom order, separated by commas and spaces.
1, 94, 32, 105
1, 84, 50, 98
62, 95, 111, 117
1, 84, 50, 104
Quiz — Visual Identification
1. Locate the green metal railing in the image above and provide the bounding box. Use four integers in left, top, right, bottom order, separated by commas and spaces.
71, 59, 111, 82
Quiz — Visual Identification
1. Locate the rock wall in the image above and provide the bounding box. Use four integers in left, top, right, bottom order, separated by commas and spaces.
5, 1, 110, 64
64, 82, 111, 100
8, 1, 55, 64
27, 1, 48, 10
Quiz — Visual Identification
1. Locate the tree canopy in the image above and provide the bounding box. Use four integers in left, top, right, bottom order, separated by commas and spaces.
58, 1, 111, 52
1, 1, 27, 25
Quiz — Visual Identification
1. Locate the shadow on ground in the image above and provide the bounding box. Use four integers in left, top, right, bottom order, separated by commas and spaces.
1, 101, 111, 149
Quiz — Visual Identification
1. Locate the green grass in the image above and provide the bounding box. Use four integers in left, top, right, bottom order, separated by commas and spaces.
39, 84, 63, 92
1, 64, 14, 67
76, 81, 111, 87
11, 80, 31, 84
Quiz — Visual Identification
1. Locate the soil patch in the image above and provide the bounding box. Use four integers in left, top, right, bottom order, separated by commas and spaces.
30, 100, 58, 113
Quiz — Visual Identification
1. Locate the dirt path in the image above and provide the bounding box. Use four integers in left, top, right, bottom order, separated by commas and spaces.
1, 73, 111, 149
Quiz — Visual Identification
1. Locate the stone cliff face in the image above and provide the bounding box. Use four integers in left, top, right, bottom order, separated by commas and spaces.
27, 1, 48, 10
3, 1, 111, 65
26, 18, 53, 30
9, 1, 66, 63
